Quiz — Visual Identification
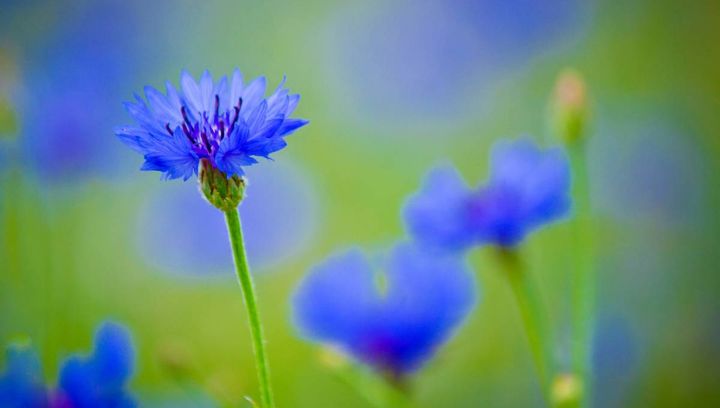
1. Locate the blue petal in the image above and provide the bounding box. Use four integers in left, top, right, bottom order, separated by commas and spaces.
57, 356, 95, 408
241, 76, 267, 113
123, 100, 163, 134
198, 70, 214, 113
245, 135, 287, 159
180, 70, 203, 114
114, 126, 152, 153
144, 85, 182, 125
479, 138, 571, 245
229, 69, 244, 106
213, 75, 229, 113
246, 100, 268, 134
378, 243, 475, 372
276, 118, 309, 137
91, 322, 134, 386
141, 127, 199, 180
293, 249, 380, 346
286, 94, 301, 116
266, 93, 290, 119
215, 124, 255, 177
403, 164, 475, 251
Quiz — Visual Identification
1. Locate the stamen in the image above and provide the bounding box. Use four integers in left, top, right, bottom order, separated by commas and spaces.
181, 123, 194, 145
228, 97, 243, 134
214, 94, 220, 121
165, 123, 173, 136
181, 106, 192, 127
200, 129, 212, 153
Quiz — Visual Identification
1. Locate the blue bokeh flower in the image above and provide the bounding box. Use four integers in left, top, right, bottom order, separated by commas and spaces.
135, 161, 319, 275
0, 322, 136, 408
404, 138, 571, 250
16, 1, 157, 184
54, 322, 136, 408
326, 0, 591, 126
293, 243, 476, 377
0, 345, 47, 407
116, 70, 308, 180
590, 117, 708, 227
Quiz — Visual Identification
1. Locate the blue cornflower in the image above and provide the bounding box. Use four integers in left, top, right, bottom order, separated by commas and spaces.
292, 243, 475, 377
404, 138, 571, 250
116, 70, 308, 180
136, 161, 318, 276
0, 321, 136, 408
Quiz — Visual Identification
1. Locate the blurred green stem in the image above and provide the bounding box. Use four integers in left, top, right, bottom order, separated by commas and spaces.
497, 248, 554, 404
224, 209, 275, 408
569, 143, 595, 407
334, 365, 416, 408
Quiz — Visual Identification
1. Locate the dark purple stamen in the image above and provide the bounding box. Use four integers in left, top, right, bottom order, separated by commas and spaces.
173, 97, 245, 156
228, 97, 243, 134
181, 123, 194, 145
181, 106, 192, 127
200, 129, 212, 152
165, 123, 173, 136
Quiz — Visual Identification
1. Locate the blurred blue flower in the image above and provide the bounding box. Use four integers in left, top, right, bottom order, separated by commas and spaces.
293, 243, 476, 377
590, 118, 708, 226
0, 345, 48, 407
18, 1, 153, 184
136, 161, 319, 275
327, 0, 590, 125
0, 322, 136, 408
405, 138, 571, 250
54, 322, 136, 408
116, 70, 308, 180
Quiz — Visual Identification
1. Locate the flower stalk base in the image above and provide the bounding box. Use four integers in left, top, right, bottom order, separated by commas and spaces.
224, 208, 275, 408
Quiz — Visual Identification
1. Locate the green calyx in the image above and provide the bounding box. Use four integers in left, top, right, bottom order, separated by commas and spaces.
199, 159, 246, 212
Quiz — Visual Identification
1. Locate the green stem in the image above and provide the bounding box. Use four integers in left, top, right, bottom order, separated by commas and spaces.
334, 366, 416, 408
223, 209, 275, 408
497, 249, 554, 403
569, 144, 595, 407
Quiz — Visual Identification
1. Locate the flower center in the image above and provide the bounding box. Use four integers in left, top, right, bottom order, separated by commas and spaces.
165, 95, 244, 157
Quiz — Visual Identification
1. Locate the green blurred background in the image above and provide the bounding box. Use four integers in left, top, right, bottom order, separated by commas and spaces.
1, 0, 719, 406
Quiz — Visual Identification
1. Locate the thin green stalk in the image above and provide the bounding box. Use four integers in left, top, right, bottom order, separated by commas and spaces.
223, 209, 275, 408
497, 249, 554, 403
336, 368, 416, 408
569, 144, 595, 407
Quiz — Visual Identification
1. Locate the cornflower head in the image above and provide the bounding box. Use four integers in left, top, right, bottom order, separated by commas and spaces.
404, 138, 571, 250
0, 322, 136, 408
116, 69, 308, 210
292, 243, 475, 380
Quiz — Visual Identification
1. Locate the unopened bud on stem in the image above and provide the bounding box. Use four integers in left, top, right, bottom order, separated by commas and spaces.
199, 159, 246, 212
551, 69, 589, 145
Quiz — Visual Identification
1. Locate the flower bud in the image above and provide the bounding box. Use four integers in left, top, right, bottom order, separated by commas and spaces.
199, 159, 246, 212
551, 69, 589, 144
551, 372, 583, 407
